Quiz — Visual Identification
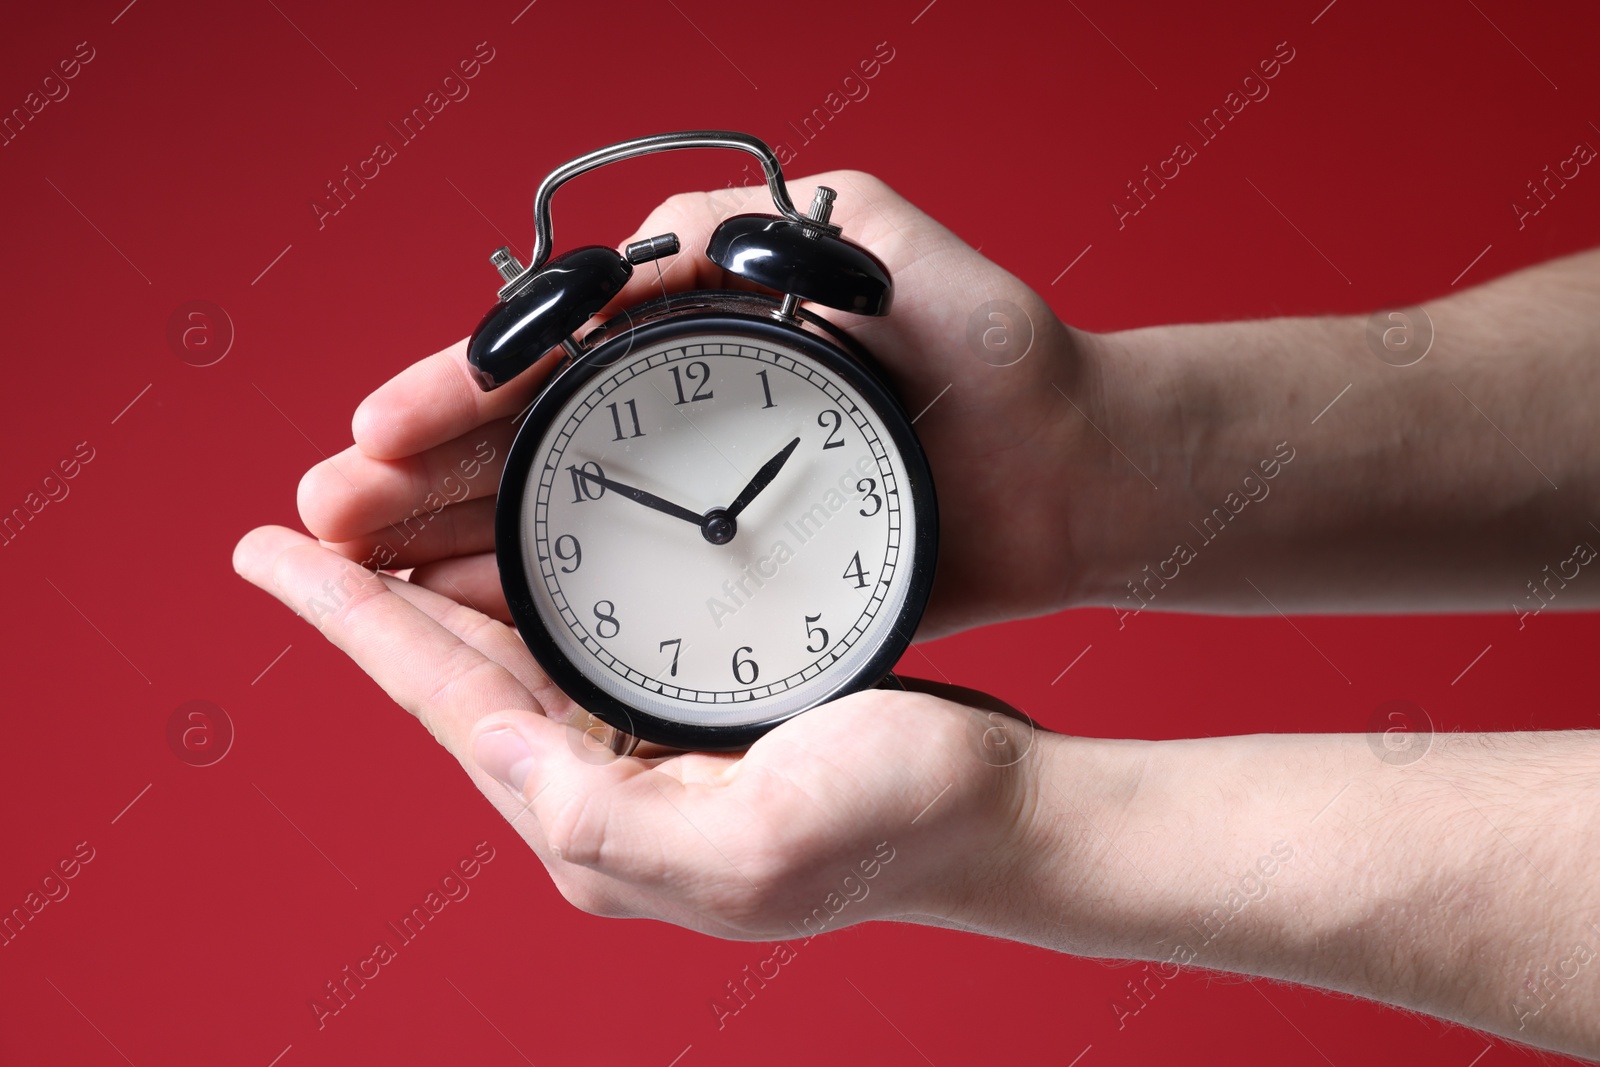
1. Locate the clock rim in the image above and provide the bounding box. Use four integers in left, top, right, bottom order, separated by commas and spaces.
494, 292, 939, 752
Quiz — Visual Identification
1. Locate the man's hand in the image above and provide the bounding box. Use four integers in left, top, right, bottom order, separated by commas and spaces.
238, 154, 1600, 1062
246, 168, 1073, 951
293, 170, 1105, 641
230, 520, 1600, 1059
231, 525, 1039, 939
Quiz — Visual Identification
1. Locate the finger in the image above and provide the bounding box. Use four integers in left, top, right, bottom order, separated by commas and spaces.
597, 171, 929, 333
299, 423, 511, 544
365, 577, 667, 907
469, 708, 736, 890
408, 553, 511, 623
319, 497, 497, 571
595, 183, 801, 323
377, 573, 563, 713
351, 337, 562, 461
232, 524, 539, 748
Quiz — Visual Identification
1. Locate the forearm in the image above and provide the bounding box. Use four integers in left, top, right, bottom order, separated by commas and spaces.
1066, 247, 1600, 613
980, 729, 1600, 1057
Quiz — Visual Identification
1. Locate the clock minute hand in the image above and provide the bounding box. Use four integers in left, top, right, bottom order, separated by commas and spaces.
725, 437, 802, 520
568, 466, 703, 527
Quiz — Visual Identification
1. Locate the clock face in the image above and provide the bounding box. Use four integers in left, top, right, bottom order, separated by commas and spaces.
504, 322, 928, 742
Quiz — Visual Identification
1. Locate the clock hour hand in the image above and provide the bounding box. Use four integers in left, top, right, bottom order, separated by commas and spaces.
725, 437, 802, 520
567, 465, 703, 527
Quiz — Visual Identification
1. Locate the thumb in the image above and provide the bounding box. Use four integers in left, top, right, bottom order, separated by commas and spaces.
468, 709, 688, 873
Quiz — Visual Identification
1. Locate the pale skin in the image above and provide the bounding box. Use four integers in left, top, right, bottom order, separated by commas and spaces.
235, 171, 1600, 1058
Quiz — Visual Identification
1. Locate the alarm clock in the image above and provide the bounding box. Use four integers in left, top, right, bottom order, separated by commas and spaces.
466, 131, 937, 754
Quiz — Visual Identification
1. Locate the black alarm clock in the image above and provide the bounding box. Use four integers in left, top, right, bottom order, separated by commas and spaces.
466, 131, 937, 754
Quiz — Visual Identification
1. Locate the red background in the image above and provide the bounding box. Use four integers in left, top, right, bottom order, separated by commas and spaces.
3, 0, 1598, 1064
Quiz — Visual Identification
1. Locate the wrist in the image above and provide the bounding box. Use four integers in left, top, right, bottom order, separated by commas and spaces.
1003, 317, 1168, 615
997, 730, 1469, 991
986, 730, 1365, 965
945, 726, 1165, 955
1060, 314, 1360, 611
963, 723, 1600, 1056
1050, 321, 1194, 610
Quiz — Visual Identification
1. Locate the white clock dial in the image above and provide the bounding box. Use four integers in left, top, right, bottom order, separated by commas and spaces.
518, 332, 918, 728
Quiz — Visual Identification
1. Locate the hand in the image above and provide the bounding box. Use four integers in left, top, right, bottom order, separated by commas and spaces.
231, 525, 1040, 939
259, 168, 1074, 945
230, 521, 1600, 1060
294, 170, 1113, 639
724, 436, 799, 519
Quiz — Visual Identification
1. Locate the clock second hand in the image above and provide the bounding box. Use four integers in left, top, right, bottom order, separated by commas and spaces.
567, 465, 703, 528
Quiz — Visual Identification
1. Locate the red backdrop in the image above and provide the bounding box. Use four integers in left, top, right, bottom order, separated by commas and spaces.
4, 1, 1598, 1064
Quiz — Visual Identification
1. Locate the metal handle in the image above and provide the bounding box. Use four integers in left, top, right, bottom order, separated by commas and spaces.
501, 131, 815, 299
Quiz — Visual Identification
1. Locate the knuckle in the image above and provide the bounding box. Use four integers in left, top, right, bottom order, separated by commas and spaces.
821, 168, 892, 201
655, 189, 718, 227
421, 647, 496, 703
408, 458, 443, 519
662, 189, 710, 211
326, 564, 389, 619
453, 605, 507, 649
414, 653, 501, 741
440, 501, 463, 559
831, 167, 883, 189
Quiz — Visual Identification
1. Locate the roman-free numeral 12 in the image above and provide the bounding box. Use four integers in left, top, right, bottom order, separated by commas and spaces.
669, 361, 713, 405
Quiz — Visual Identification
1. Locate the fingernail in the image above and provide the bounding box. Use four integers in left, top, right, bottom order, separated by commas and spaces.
475, 723, 534, 795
